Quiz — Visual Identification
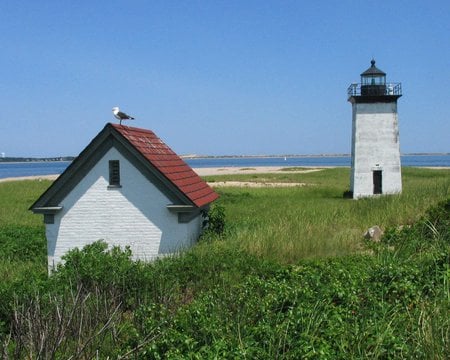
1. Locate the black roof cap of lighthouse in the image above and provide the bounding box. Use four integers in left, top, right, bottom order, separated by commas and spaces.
360, 59, 386, 77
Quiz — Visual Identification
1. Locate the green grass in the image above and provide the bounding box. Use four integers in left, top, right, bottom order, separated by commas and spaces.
206, 167, 450, 262
0, 180, 50, 296
0, 179, 52, 227
0, 169, 449, 357
279, 166, 312, 171
0, 169, 448, 264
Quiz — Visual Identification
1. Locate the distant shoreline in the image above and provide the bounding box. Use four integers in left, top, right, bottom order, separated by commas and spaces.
1, 165, 449, 183
182, 154, 351, 160
0, 158, 74, 164
182, 153, 450, 160
1, 153, 449, 163
0, 160, 73, 165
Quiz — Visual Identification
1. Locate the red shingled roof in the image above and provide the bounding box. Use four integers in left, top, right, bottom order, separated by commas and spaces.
111, 123, 218, 208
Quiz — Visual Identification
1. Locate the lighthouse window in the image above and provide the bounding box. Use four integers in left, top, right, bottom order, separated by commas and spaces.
108, 160, 121, 188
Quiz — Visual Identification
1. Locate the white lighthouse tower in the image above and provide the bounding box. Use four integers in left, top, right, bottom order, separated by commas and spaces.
348, 59, 402, 199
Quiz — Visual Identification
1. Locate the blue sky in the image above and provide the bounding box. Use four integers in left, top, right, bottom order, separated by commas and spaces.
1, 1, 449, 157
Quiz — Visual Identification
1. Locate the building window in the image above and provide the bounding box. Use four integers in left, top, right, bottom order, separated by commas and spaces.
108, 160, 121, 188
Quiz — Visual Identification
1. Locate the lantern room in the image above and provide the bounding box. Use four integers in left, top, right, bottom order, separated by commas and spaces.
348, 59, 402, 99
361, 59, 386, 96
361, 59, 386, 85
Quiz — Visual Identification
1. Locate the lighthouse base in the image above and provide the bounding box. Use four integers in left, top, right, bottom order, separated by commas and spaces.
350, 101, 402, 199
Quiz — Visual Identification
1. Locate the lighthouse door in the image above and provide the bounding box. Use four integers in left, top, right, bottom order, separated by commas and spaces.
373, 170, 382, 194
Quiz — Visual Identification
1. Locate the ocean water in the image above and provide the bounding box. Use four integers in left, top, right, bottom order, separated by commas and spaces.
0, 161, 72, 179
0, 155, 449, 179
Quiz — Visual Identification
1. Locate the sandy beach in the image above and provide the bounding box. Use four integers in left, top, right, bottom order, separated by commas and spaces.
0, 166, 322, 183
1, 165, 446, 184
0, 174, 60, 183
193, 166, 323, 176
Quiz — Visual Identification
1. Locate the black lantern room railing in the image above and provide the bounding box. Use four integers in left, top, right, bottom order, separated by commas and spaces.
347, 82, 402, 98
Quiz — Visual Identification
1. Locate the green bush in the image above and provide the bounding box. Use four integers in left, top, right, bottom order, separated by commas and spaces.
0, 225, 46, 262
202, 203, 226, 237
0, 225, 47, 337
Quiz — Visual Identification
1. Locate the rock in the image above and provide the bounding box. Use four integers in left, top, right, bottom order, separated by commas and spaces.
364, 225, 383, 242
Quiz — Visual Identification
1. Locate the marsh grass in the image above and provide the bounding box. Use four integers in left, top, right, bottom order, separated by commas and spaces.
0, 169, 448, 264
206, 167, 450, 262
0, 180, 50, 312
0, 180, 52, 227
0, 173, 448, 357
279, 166, 311, 171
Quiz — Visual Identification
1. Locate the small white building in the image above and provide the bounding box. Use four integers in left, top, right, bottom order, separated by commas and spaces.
347, 60, 403, 199
31, 123, 219, 272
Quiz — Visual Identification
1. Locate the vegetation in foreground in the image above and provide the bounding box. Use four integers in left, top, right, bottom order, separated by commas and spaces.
0, 168, 449, 358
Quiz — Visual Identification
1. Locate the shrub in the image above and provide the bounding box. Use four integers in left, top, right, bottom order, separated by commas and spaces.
202, 204, 226, 236
50, 241, 149, 308
0, 225, 46, 263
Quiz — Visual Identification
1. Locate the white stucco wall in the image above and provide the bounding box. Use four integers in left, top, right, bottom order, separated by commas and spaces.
45, 147, 202, 272
350, 102, 402, 199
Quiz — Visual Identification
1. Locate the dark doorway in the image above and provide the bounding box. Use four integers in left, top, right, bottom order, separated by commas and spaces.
373, 170, 382, 194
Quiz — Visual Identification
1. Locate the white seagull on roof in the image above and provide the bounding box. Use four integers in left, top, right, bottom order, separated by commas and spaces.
112, 107, 135, 125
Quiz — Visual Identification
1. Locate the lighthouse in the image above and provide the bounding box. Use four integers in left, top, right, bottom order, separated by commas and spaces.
348, 60, 402, 199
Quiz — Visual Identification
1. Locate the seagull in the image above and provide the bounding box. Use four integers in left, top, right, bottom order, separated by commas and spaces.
112, 107, 135, 125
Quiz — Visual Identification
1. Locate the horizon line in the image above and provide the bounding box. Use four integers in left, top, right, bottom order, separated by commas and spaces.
1, 152, 449, 162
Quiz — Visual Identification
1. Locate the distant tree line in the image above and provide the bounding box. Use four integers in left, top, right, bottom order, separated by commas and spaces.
0, 156, 75, 163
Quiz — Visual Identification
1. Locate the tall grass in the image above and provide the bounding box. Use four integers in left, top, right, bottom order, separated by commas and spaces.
0, 180, 50, 323
206, 167, 449, 262
0, 171, 448, 357
0, 169, 447, 264
0, 180, 52, 227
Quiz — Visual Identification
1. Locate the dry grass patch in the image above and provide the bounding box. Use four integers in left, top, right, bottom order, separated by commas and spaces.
208, 181, 308, 188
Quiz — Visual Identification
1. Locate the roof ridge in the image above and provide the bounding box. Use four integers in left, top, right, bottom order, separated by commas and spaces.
110, 123, 156, 135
